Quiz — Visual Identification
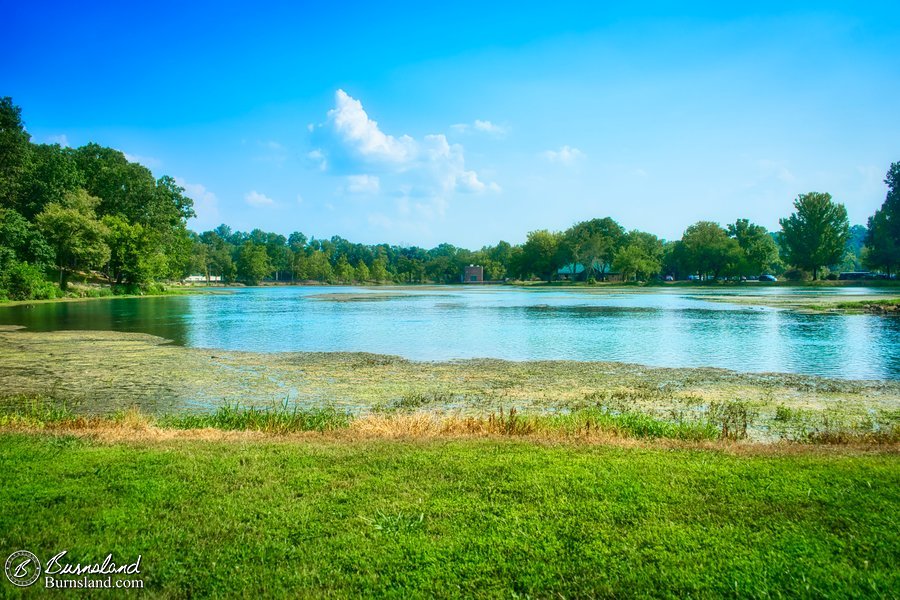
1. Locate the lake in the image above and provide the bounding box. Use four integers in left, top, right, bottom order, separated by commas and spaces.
1, 286, 898, 380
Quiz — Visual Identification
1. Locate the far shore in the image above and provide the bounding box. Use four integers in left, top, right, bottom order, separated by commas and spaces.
3, 280, 899, 315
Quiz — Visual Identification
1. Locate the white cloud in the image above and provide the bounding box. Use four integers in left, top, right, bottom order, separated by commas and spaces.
309, 89, 499, 222
324, 89, 416, 166
46, 134, 69, 147
542, 145, 585, 165
296, 194, 304, 205
176, 177, 220, 228
450, 119, 508, 137
245, 190, 275, 207
306, 149, 327, 171
343, 174, 380, 195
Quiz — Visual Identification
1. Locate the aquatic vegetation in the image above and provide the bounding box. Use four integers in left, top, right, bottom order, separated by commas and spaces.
1, 327, 898, 443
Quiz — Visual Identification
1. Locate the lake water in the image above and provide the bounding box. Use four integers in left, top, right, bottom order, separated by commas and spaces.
1, 286, 898, 380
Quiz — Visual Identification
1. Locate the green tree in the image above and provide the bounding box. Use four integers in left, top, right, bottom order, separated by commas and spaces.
522, 230, 562, 282
562, 217, 625, 280
864, 162, 900, 276
0, 208, 55, 268
613, 230, 663, 282
680, 221, 742, 280
335, 255, 355, 282
19, 144, 84, 219
354, 260, 370, 282
236, 242, 271, 285
727, 219, 779, 277
308, 250, 334, 282
779, 192, 850, 280
0, 97, 32, 211
370, 257, 389, 283
36, 189, 110, 288
102, 215, 152, 284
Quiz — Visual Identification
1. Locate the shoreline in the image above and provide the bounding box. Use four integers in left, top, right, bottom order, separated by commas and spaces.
3, 282, 898, 315
1, 326, 897, 444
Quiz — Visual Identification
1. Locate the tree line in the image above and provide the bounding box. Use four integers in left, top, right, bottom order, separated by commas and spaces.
1, 96, 898, 300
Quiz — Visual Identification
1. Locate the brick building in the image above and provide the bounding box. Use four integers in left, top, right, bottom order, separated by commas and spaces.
463, 265, 484, 283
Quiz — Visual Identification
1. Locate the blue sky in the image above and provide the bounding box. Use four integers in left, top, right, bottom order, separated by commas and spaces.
5, 1, 899, 247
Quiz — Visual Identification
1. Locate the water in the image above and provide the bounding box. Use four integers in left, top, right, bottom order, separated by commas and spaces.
1, 286, 898, 380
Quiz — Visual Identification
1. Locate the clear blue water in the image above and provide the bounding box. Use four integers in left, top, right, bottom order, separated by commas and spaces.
1, 286, 898, 380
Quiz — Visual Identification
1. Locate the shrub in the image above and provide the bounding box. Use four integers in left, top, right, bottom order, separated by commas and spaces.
782, 268, 810, 282
0, 260, 60, 300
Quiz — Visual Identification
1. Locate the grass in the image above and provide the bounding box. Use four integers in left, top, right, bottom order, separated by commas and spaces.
2, 394, 897, 446
0, 433, 897, 598
160, 400, 353, 433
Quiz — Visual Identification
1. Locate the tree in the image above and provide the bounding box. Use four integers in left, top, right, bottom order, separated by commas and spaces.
521, 230, 562, 282
370, 257, 389, 283
561, 217, 625, 280
308, 250, 334, 282
36, 189, 110, 287
0, 208, 55, 268
335, 255, 355, 282
354, 260, 370, 282
864, 162, 900, 276
0, 97, 32, 211
102, 215, 152, 284
19, 144, 84, 219
727, 219, 779, 277
779, 192, 850, 280
613, 230, 663, 282
236, 242, 271, 285
680, 221, 742, 280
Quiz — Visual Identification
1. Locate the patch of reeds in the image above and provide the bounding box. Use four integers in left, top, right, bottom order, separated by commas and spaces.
161, 399, 352, 433
2, 393, 897, 446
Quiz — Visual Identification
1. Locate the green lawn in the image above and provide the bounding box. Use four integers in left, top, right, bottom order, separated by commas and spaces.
1, 434, 897, 598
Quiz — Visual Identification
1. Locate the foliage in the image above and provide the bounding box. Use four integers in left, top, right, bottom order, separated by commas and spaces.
236, 241, 272, 285
521, 229, 562, 281
779, 192, 850, 280
36, 189, 110, 288
0, 207, 55, 267
727, 218, 780, 276
0, 260, 59, 300
0, 98, 197, 298
561, 217, 625, 280
680, 221, 742, 279
0, 96, 32, 210
865, 162, 900, 276
613, 230, 662, 281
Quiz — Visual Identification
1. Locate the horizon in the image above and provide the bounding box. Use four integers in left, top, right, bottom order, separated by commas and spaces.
5, 1, 899, 248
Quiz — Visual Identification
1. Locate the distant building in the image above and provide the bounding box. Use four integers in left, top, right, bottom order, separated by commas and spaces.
556, 263, 585, 281
184, 274, 222, 283
463, 265, 484, 283
556, 261, 622, 282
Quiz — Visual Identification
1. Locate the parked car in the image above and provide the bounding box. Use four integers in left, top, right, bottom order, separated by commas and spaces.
759, 274, 777, 282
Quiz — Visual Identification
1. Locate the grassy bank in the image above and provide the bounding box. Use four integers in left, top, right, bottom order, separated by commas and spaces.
3, 395, 897, 447
1, 432, 897, 598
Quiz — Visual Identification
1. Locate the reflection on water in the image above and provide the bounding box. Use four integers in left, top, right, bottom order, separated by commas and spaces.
1, 286, 898, 379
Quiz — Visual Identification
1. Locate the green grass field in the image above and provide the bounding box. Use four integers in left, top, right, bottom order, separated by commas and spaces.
1, 433, 897, 598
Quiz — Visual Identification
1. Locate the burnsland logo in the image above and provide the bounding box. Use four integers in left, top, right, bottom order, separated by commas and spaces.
4, 550, 144, 589
5, 551, 41, 587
